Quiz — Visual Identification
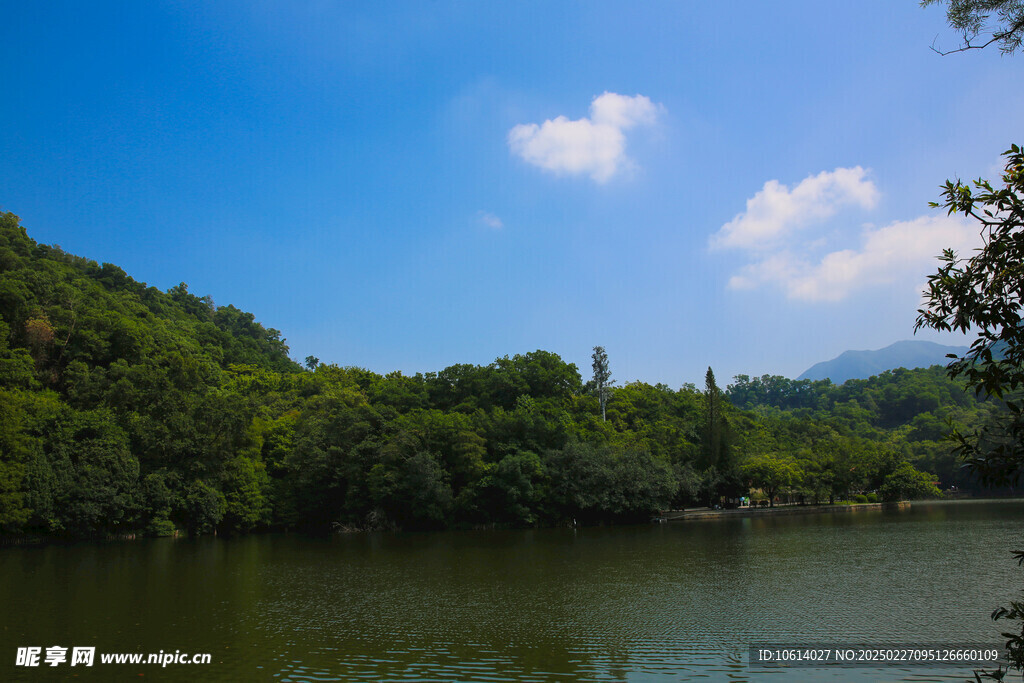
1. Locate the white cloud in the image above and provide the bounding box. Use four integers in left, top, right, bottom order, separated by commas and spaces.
727, 214, 978, 302
477, 211, 504, 229
710, 167, 879, 251
507, 92, 662, 183
589, 91, 660, 129
712, 166, 982, 302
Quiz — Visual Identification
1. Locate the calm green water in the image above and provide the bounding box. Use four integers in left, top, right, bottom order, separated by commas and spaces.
1, 500, 1022, 681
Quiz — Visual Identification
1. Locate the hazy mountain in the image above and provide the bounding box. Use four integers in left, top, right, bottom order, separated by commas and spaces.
798, 340, 969, 384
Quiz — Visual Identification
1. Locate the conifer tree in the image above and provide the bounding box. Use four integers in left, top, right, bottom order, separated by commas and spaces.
702, 367, 723, 469
591, 346, 612, 422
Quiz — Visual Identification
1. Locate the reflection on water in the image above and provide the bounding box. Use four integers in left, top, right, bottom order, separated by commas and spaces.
1, 500, 1021, 681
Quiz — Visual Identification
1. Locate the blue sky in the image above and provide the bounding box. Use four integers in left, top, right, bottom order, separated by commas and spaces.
2, 1, 1021, 386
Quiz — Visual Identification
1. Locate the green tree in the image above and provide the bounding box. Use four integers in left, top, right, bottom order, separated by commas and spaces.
220, 454, 269, 533
700, 367, 743, 505
477, 451, 545, 526
283, 386, 380, 528
742, 455, 800, 507
179, 479, 225, 535
591, 346, 612, 421
493, 350, 582, 407
368, 443, 452, 529
543, 442, 674, 524
915, 145, 1024, 681
990, 551, 1024, 676
878, 462, 941, 501
0, 320, 37, 389
701, 367, 727, 470
923, 0, 1024, 54
0, 389, 35, 529
139, 471, 176, 536
391, 409, 486, 515
916, 146, 1024, 486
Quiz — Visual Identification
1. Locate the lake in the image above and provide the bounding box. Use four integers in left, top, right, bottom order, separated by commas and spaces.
1, 499, 1021, 681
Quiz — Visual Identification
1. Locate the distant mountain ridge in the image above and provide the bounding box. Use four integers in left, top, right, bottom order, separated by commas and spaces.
798, 340, 969, 384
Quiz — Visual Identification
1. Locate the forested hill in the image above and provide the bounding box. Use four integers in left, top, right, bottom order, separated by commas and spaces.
727, 368, 976, 428
0, 213, 996, 539
0, 212, 299, 378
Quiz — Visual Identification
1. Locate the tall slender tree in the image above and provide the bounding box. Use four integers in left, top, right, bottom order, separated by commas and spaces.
702, 367, 723, 469
591, 346, 612, 422
700, 366, 733, 473
701, 366, 740, 506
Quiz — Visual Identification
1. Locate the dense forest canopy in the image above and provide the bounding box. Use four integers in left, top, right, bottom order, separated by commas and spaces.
0, 212, 999, 537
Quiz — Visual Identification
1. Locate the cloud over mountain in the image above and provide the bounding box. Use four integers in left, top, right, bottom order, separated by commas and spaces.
712, 168, 979, 302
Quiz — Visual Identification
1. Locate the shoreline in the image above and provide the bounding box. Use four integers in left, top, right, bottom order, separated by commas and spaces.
657, 501, 912, 522
6, 499, 1023, 545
